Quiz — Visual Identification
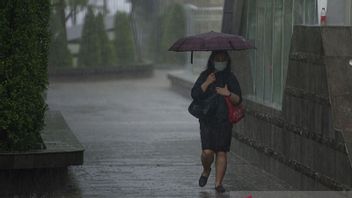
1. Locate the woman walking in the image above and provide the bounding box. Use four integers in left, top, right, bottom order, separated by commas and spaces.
191, 50, 242, 193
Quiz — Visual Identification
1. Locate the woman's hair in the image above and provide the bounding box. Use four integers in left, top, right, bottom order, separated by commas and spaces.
205, 50, 232, 74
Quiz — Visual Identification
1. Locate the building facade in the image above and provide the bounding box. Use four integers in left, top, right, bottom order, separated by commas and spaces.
240, 0, 317, 108
222, 0, 352, 190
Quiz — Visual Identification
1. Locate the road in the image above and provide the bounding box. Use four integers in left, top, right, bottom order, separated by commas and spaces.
34, 69, 292, 197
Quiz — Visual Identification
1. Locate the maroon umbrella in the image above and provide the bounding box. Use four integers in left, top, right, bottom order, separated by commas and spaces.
168, 31, 254, 63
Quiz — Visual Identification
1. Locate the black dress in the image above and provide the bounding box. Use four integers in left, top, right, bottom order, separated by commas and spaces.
191, 70, 242, 152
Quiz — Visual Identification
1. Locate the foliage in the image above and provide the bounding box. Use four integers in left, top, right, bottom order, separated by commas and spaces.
113, 11, 136, 65
160, 3, 186, 64
0, 0, 49, 151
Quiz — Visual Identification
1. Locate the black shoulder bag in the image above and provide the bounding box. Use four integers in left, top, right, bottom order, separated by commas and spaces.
188, 93, 218, 119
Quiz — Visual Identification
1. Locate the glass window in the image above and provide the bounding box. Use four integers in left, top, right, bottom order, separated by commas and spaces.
240, 0, 317, 109
273, 0, 284, 105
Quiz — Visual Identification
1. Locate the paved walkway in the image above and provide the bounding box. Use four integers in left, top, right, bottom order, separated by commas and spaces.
42, 70, 293, 197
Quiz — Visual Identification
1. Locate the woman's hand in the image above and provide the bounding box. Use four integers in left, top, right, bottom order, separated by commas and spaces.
201, 72, 216, 92
205, 72, 216, 85
216, 84, 231, 96
217, 84, 241, 105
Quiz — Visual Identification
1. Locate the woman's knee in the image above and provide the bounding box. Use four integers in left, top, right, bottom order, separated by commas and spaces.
216, 151, 227, 159
202, 149, 214, 158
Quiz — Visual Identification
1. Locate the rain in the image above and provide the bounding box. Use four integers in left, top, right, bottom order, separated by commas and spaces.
1, 0, 352, 197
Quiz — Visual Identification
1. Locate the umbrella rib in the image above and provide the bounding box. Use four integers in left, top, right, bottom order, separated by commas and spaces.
228, 40, 236, 50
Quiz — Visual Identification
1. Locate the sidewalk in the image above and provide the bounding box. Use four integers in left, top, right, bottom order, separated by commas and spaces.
44, 69, 295, 197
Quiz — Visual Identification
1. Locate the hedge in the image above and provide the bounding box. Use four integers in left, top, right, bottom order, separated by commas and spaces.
0, 0, 50, 151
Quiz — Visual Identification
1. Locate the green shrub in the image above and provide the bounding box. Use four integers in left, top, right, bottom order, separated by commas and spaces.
0, 0, 49, 151
160, 3, 186, 64
113, 11, 135, 65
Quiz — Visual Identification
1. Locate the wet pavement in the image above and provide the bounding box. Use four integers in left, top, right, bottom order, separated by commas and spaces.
1, 70, 294, 197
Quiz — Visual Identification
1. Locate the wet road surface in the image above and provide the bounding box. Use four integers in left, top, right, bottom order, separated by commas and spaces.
1, 70, 294, 197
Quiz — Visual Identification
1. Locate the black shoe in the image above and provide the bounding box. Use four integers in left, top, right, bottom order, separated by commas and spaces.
215, 185, 226, 193
198, 168, 211, 187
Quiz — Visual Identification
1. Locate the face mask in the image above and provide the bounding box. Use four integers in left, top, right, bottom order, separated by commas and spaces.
214, 61, 227, 71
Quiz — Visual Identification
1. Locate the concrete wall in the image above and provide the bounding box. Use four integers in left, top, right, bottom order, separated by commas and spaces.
231, 25, 352, 191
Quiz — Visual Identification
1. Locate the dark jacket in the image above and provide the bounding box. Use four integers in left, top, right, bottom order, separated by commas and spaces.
191, 70, 242, 125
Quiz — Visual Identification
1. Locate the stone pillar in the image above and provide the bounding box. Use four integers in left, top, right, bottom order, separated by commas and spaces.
230, 25, 352, 191
321, 27, 352, 166
221, 0, 243, 34
283, 25, 352, 188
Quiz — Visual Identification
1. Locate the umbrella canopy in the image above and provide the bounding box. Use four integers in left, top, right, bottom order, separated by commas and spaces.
168, 31, 254, 52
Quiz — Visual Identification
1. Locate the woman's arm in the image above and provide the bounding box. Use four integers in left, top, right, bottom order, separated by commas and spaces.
228, 92, 240, 105
215, 85, 241, 105
228, 74, 242, 105
191, 72, 216, 100
215, 74, 242, 105
201, 80, 211, 92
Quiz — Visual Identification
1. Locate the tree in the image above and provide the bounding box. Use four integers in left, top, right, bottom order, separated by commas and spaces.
48, 0, 88, 68
0, 0, 50, 150
77, 7, 101, 67
96, 13, 114, 67
113, 11, 136, 65
160, 3, 186, 64
129, 0, 159, 62
65, 0, 89, 25
48, 5, 73, 67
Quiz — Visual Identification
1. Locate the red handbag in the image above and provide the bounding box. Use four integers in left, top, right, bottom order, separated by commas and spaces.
224, 96, 245, 124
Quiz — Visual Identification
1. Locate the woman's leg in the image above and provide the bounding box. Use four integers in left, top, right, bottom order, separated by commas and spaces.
215, 151, 227, 187
201, 149, 214, 176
